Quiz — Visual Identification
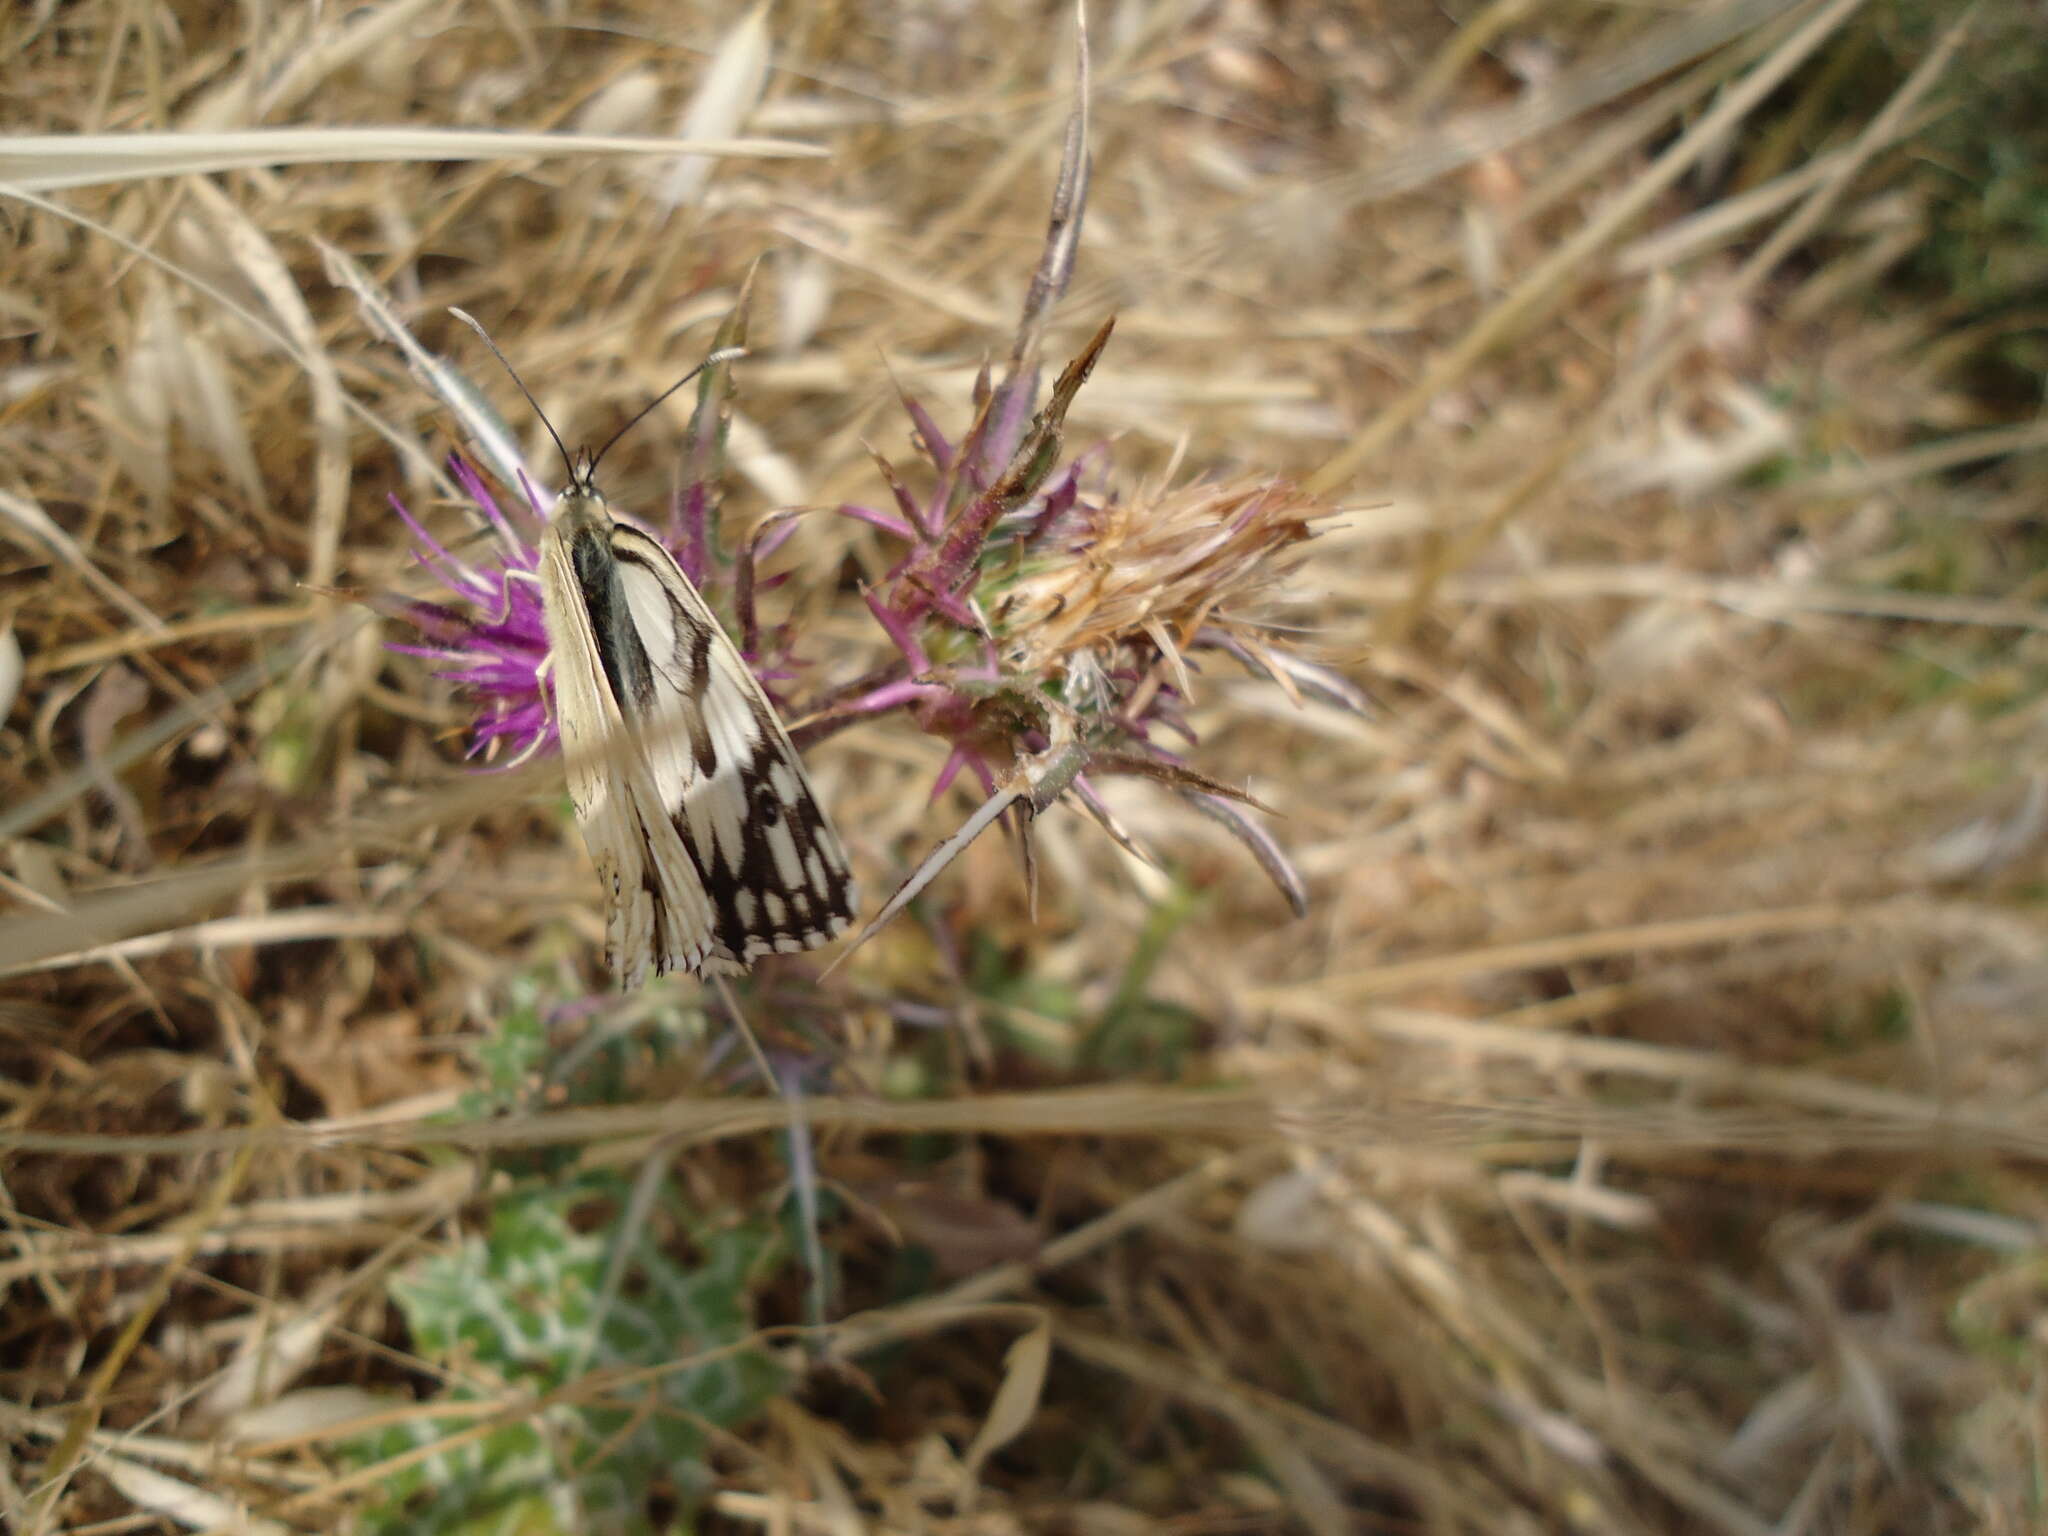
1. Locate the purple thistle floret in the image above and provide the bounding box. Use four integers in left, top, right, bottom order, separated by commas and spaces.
814, 321, 1342, 765
380, 455, 557, 764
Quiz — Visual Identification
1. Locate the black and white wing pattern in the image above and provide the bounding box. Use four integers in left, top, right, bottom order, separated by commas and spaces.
539, 487, 855, 988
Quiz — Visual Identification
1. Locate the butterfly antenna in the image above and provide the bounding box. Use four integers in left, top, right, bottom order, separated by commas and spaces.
447, 307, 578, 487
587, 345, 749, 479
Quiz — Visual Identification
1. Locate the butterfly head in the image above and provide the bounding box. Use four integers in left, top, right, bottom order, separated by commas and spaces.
448, 306, 745, 513
566, 445, 607, 503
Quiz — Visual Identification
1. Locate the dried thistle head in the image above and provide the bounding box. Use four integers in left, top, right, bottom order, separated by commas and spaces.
812, 321, 1363, 949
991, 473, 1328, 712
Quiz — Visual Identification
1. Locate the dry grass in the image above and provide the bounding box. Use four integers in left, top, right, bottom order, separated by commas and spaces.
3, 1, 2045, 1532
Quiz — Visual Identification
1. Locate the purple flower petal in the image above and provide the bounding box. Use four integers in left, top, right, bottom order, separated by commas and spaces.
835, 501, 921, 542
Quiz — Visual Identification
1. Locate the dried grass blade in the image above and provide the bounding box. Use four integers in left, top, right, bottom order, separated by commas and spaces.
320, 242, 525, 498
1179, 790, 1309, 919
657, 3, 774, 209
2, 185, 435, 484
1, 127, 824, 192
0, 487, 167, 636
1310, 0, 1871, 496
188, 182, 349, 588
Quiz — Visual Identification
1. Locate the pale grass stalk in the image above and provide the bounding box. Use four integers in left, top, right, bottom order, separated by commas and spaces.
1314, 0, 1806, 213
1784, 217, 1927, 321
1511, 24, 1770, 227
0, 907, 410, 980
10, 1077, 2042, 1167
318, 240, 528, 496
248, 1331, 821, 1524
0, 622, 335, 844
0, 719, 519, 962
0, 1085, 1280, 1160
0, 1168, 474, 1289
1808, 416, 2048, 496
101, 1453, 289, 1535
1316, 1179, 1776, 1536
1887, 1202, 2042, 1253
767, 212, 1008, 330
0, 126, 825, 191
901, 8, 1084, 270
1358, 1004, 2038, 1137
658, 3, 774, 209
758, 1402, 866, 1536
1056, 1322, 1488, 1528
0, 1402, 316, 1488
0, 622, 18, 719
1598, 4, 1976, 425
1400, 0, 1538, 117
179, 0, 448, 128
829, 1151, 1263, 1358
1335, 565, 2048, 632
26, 602, 317, 676
1610, 113, 1935, 277
1495, 1169, 1659, 1233
1254, 900, 1871, 1005
709, 1489, 865, 1535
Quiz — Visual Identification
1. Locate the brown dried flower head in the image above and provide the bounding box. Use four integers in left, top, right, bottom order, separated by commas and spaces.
993, 474, 1328, 696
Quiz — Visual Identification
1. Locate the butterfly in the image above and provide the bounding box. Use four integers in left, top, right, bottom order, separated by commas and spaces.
455, 312, 856, 988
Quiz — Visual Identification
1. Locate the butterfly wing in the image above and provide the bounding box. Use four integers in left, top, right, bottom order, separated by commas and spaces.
539, 503, 717, 986
607, 522, 857, 973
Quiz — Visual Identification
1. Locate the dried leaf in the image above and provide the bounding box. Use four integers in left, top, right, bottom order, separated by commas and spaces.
776, 244, 835, 354
193, 1289, 343, 1424
0, 622, 21, 722
223, 1386, 396, 1446
1233, 1169, 1333, 1253
145, 281, 263, 511
1717, 1371, 1830, 1473
959, 1318, 1053, 1503
1901, 774, 2048, 881
101, 1455, 289, 1536
576, 68, 662, 137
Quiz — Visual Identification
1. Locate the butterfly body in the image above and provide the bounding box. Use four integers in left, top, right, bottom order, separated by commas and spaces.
539, 471, 855, 988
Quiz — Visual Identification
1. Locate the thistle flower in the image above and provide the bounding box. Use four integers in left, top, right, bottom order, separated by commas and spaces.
380, 450, 817, 768
374, 294, 815, 769
377, 453, 554, 764
808, 320, 1365, 949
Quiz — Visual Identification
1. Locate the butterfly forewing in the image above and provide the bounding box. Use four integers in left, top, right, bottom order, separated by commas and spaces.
540, 488, 855, 986
540, 496, 717, 986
